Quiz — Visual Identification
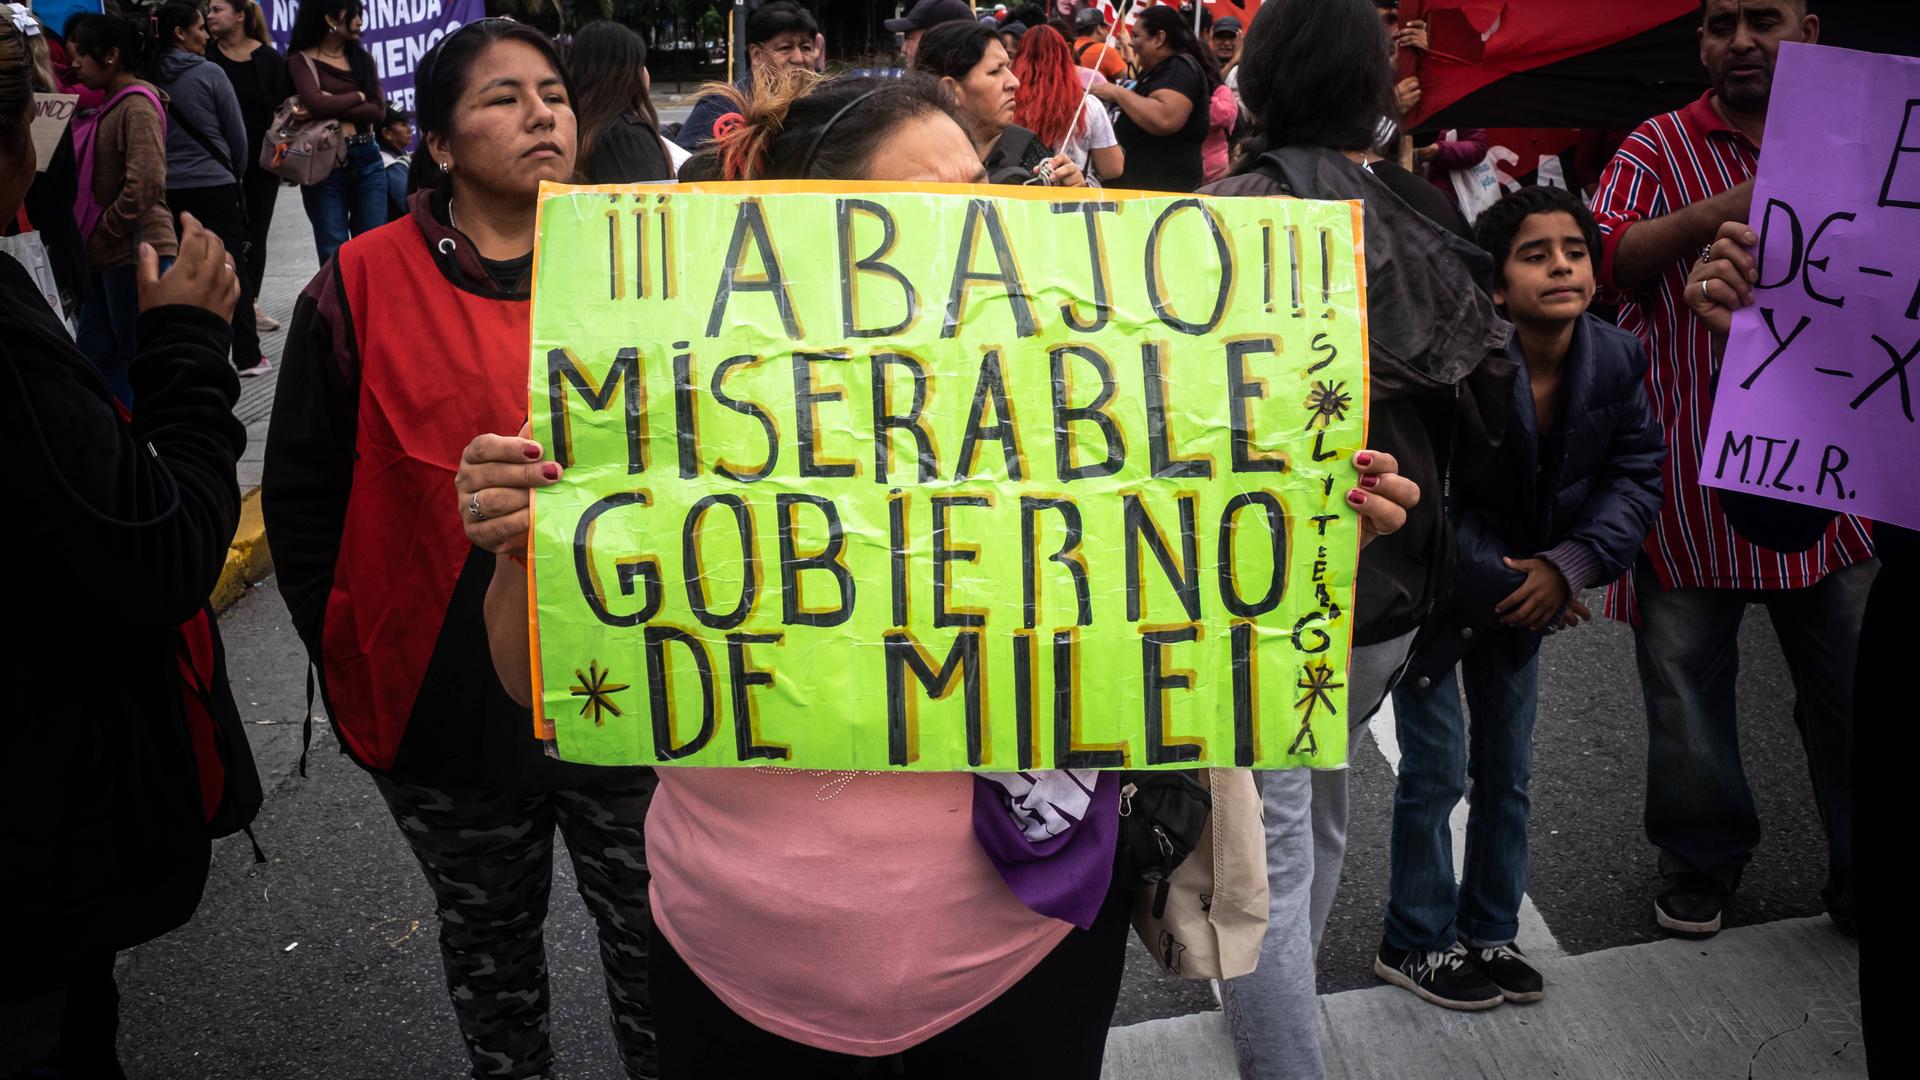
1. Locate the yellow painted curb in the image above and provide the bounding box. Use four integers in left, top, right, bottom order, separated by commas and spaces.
210, 488, 271, 612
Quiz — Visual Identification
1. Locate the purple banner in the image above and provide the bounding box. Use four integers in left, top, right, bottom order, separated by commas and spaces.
269, 0, 486, 113
1702, 43, 1920, 531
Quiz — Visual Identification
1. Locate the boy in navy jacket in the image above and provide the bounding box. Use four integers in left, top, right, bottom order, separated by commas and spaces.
1373, 186, 1665, 1010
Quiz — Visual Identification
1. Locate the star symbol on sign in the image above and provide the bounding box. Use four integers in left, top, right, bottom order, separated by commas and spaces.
1294, 660, 1344, 726
1304, 379, 1353, 430
570, 661, 629, 727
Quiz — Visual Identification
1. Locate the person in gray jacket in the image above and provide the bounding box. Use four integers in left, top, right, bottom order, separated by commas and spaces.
1198, 0, 1516, 1075
150, 2, 264, 374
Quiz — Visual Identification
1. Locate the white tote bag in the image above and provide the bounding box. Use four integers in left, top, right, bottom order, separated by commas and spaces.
1130, 768, 1270, 980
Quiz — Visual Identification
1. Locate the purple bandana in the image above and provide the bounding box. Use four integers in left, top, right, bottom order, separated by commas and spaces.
971, 770, 1121, 928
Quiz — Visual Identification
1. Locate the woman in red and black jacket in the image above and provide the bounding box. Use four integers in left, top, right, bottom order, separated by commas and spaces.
262, 20, 659, 1080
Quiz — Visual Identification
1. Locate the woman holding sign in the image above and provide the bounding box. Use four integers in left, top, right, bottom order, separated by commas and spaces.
455, 69, 1420, 1077
1197, 0, 1519, 1073
263, 20, 661, 1080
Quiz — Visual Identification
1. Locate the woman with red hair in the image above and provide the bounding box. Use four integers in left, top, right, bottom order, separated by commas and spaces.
1012, 25, 1122, 182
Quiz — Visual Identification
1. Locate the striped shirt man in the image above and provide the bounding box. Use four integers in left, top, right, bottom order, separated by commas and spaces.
1591, 89, 1873, 621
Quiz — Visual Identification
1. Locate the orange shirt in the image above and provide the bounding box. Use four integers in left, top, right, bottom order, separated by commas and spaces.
1073, 34, 1128, 82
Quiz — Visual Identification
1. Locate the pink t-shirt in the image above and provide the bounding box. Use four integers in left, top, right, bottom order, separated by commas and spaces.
1202, 82, 1240, 184
647, 768, 1072, 1055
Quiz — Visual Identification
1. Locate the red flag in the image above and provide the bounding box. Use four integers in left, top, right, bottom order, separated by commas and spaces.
1204, 0, 1263, 22
1405, 0, 1706, 129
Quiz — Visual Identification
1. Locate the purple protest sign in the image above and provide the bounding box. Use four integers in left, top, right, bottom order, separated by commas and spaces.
1701, 42, 1920, 531
269, 0, 486, 114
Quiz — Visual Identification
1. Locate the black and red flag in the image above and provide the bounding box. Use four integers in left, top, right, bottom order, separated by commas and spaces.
1401, 0, 1707, 131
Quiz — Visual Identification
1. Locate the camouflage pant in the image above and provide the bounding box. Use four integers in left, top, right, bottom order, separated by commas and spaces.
373, 772, 658, 1080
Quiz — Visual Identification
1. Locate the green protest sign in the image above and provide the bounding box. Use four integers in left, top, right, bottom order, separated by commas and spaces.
527, 180, 1369, 771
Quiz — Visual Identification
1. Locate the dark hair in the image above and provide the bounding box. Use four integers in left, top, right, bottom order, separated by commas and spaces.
571, 20, 658, 166
0, 16, 31, 153
289, 0, 379, 101
748, 1, 817, 47
66, 11, 153, 75
1134, 5, 1223, 90
692, 70, 956, 181
148, 1, 201, 79
1473, 184, 1604, 290
1234, 0, 1394, 160
413, 18, 575, 193
911, 19, 1001, 80
154, 2, 200, 52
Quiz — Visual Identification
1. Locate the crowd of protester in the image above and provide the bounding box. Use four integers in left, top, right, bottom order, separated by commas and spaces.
0, 0, 1902, 1078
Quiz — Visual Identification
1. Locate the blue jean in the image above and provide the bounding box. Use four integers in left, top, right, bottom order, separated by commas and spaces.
301, 138, 388, 266
74, 261, 163, 406
385, 160, 410, 221
1384, 650, 1539, 952
1635, 560, 1872, 913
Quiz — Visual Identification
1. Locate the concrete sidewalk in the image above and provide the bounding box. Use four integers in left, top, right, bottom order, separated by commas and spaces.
1101, 915, 1864, 1079
208, 188, 1868, 1080
211, 193, 319, 610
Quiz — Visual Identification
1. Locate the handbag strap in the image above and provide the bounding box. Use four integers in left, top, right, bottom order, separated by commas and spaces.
166, 100, 239, 184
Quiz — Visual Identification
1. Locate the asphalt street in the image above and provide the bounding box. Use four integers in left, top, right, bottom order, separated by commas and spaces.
111, 575, 1838, 1078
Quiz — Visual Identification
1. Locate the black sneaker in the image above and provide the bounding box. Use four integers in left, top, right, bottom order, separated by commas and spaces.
1374, 940, 1504, 1011
1469, 943, 1544, 1004
1654, 874, 1726, 937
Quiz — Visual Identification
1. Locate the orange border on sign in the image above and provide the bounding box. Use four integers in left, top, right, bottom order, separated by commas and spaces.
524, 180, 1375, 756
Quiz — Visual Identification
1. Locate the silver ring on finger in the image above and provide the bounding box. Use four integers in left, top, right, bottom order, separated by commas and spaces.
468, 492, 486, 521
1700, 279, 1711, 301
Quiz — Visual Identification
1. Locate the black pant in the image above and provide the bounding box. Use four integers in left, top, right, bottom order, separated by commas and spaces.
651, 875, 1130, 1079
239, 168, 281, 304
167, 183, 260, 368
1856, 544, 1910, 1077
0, 952, 126, 1080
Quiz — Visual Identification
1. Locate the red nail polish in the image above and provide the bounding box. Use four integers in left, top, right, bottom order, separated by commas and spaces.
1347, 490, 1367, 506
1361, 475, 1380, 489
523, 443, 542, 459
1354, 451, 1374, 467
542, 462, 560, 481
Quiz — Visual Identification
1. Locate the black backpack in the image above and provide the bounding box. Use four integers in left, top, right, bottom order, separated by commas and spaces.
176, 605, 266, 851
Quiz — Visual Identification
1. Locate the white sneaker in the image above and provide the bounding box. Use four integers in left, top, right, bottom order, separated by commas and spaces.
254, 303, 281, 332
238, 358, 272, 378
